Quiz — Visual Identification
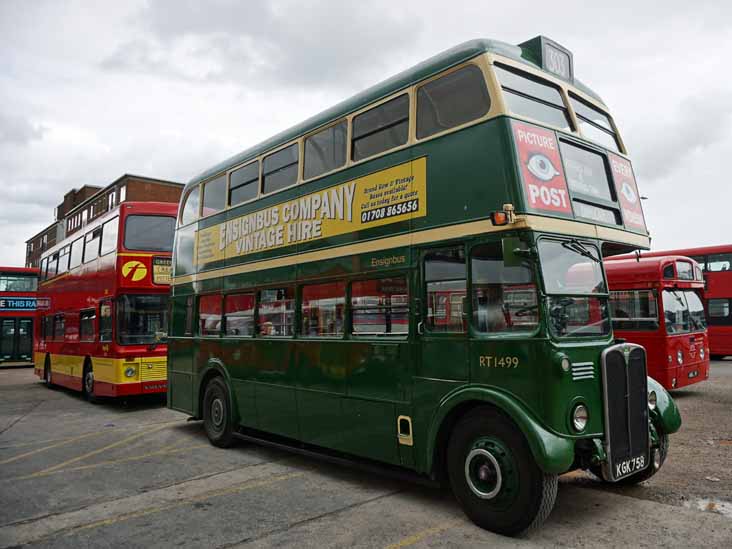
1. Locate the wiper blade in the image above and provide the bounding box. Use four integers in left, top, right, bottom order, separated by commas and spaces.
561, 239, 600, 264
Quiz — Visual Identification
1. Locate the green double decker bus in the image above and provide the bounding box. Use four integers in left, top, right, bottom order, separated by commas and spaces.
168, 36, 681, 535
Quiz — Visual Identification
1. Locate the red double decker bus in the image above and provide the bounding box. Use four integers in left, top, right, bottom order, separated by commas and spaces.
632, 245, 732, 358
34, 202, 176, 399
1, 267, 39, 366
605, 255, 709, 389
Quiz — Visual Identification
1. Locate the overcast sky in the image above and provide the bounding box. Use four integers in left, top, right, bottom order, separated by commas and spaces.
1, 0, 730, 266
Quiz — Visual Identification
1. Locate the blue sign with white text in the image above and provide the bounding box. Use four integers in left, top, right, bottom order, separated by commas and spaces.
0, 297, 37, 311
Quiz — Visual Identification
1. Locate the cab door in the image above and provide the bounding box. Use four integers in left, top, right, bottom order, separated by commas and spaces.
418, 245, 470, 382
17, 319, 33, 361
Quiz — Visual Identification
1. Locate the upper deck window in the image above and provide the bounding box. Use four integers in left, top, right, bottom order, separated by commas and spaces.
202, 175, 227, 216
229, 162, 259, 206
263, 144, 299, 195
352, 94, 409, 162
417, 65, 491, 139
707, 253, 732, 272
495, 64, 571, 131
676, 261, 694, 280
100, 217, 119, 256
304, 121, 347, 180
69, 237, 83, 270
124, 215, 175, 253
569, 95, 620, 152
83, 228, 101, 263
0, 275, 38, 292
180, 186, 200, 226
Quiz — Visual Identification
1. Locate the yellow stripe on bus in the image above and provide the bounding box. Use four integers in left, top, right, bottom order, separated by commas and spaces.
35, 353, 166, 384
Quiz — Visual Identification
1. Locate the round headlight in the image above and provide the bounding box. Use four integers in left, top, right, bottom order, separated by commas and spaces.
572, 404, 589, 432
124, 366, 136, 378
677, 349, 683, 365
561, 357, 571, 372
700, 347, 705, 360
648, 390, 657, 411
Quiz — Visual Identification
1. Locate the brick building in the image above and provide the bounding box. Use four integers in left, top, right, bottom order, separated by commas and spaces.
25, 175, 183, 268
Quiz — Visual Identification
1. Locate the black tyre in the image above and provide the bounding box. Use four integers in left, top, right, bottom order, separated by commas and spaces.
82, 361, 98, 404
202, 377, 235, 448
710, 354, 724, 361
44, 357, 54, 388
447, 407, 558, 537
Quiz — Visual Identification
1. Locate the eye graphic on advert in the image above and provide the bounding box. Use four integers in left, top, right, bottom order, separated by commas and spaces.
527, 154, 560, 181
621, 181, 637, 203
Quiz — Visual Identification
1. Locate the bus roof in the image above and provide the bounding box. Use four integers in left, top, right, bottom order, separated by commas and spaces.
188, 37, 604, 189
628, 244, 732, 258
604, 255, 703, 287
0, 266, 39, 276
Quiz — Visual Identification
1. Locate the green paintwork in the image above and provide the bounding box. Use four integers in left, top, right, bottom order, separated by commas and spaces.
168, 37, 676, 483
185, 39, 604, 189
423, 384, 575, 474
647, 377, 682, 434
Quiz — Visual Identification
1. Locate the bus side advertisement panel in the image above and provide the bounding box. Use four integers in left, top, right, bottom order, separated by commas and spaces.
608, 153, 647, 233
511, 120, 572, 217
195, 158, 428, 266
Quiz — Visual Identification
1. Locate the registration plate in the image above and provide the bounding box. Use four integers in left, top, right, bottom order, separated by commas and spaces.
614, 454, 647, 480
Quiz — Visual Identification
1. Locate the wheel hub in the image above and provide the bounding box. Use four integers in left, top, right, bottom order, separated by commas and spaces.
465, 448, 503, 499
211, 398, 224, 428
85, 371, 94, 393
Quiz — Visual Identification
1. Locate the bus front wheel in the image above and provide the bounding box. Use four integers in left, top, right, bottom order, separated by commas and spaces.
44, 357, 54, 388
202, 377, 235, 448
82, 361, 98, 404
447, 407, 557, 537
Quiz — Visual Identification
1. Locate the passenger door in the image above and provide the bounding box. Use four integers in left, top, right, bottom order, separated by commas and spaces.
1, 319, 16, 361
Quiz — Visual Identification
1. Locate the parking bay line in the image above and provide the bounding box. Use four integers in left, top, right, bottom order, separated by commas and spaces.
0, 430, 110, 467
0, 462, 303, 547
25, 422, 173, 478
384, 519, 463, 549
5, 443, 208, 482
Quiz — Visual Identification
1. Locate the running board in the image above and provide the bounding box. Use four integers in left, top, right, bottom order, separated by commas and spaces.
232, 428, 439, 489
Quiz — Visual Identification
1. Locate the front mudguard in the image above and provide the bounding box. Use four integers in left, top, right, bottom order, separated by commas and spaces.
647, 377, 682, 435
425, 386, 575, 475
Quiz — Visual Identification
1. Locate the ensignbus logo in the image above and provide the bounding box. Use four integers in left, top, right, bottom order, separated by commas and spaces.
122, 260, 148, 282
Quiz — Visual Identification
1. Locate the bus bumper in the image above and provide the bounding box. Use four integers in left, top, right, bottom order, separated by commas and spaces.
94, 380, 168, 397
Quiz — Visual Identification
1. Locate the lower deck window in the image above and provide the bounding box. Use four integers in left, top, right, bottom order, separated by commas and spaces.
302, 282, 345, 337
609, 290, 659, 331
224, 293, 254, 336
351, 277, 408, 336
258, 288, 294, 336
117, 294, 169, 345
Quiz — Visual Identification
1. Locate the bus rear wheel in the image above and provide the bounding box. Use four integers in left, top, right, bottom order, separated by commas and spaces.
44, 357, 54, 388
202, 377, 235, 448
447, 407, 557, 537
82, 361, 98, 404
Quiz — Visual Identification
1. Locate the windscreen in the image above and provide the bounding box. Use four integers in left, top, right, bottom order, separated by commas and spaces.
117, 294, 169, 345
124, 215, 176, 252
538, 239, 609, 338
663, 289, 706, 334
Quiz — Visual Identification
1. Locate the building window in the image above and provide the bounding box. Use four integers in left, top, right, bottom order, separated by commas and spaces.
224, 293, 255, 337
198, 294, 222, 336
119, 185, 126, 203
258, 287, 294, 336
351, 277, 409, 336
301, 281, 345, 337
352, 94, 409, 162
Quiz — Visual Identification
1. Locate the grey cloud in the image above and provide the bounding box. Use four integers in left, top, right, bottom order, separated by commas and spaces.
630, 92, 732, 182
0, 113, 45, 145
100, 0, 421, 90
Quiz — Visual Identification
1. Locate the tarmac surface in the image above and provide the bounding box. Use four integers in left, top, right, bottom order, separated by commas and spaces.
1, 363, 730, 548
